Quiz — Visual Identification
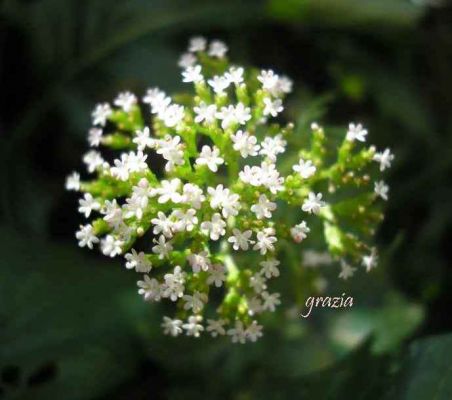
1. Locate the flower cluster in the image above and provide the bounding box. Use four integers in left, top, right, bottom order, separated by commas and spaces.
66, 36, 393, 343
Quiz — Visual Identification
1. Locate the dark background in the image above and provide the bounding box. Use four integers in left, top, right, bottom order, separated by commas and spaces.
1, 0, 452, 399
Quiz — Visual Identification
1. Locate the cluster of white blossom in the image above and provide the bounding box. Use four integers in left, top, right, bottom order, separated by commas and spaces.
66, 36, 393, 342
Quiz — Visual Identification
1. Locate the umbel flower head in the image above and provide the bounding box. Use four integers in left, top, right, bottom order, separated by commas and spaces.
66, 36, 393, 343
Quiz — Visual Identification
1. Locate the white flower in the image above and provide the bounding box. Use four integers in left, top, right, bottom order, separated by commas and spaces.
182, 183, 205, 209
133, 127, 154, 151
234, 103, 252, 125
188, 251, 210, 273
91, 103, 112, 126
102, 199, 123, 228
339, 261, 356, 280
207, 184, 240, 218
259, 258, 280, 278
247, 297, 263, 316
88, 128, 103, 147
171, 208, 198, 232
131, 178, 155, 207
78, 193, 100, 217
259, 134, 286, 161
200, 213, 226, 240
100, 235, 123, 257
83, 150, 104, 173
374, 180, 389, 201
65, 172, 80, 191
228, 321, 247, 344
251, 194, 277, 219
159, 104, 185, 128
152, 235, 173, 259
162, 265, 186, 301
346, 123, 367, 142
157, 178, 183, 204
178, 52, 196, 68
362, 249, 378, 272
151, 211, 174, 238
228, 229, 253, 251
182, 315, 204, 337
216, 105, 237, 129
246, 321, 263, 342
123, 194, 146, 220
263, 97, 283, 117
193, 103, 217, 124
143, 88, 171, 114
206, 319, 226, 337
231, 130, 260, 158
261, 291, 281, 312
183, 291, 208, 313
207, 75, 230, 94
225, 66, 244, 84
290, 221, 310, 243
258, 70, 279, 93
196, 145, 224, 172
302, 250, 332, 268
293, 159, 316, 179
125, 249, 152, 273
156, 135, 185, 172
253, 227, 277, 255
75, 224, 99, 249
182, 65, 203, 83
250, 273, 267, 293
114, 91, 137, 112
208, 40, 228, 58
277, 76, 293, 94
188, 36, 206, 52
373, 148, 394, 171
302, 192, 325, 214
162, 316, 183, 336
110, 151, 148, 181
137, 275, 161, 301
206, 263, 226, 287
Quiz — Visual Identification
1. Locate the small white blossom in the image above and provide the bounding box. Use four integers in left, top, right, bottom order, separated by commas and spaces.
206, 319, 227, 337
374, 180, 389, 201
162, 316, 183, 336
200, 213, 226, 241
102, 199, 123, 228
302, 192, 325, 214
78, 193, 100, 217
362, 249, 378, 272
183, 315, 204, 337
83, 150, 104, 173
208, 40, 228, 58
234, 102, 252, 125
346, 123, 368, 142
137, 275, 161, 301
261, 291, 281, 312
152, 235, 173, 259
151, 211, 174, 238
114, 91, 137, 112
188, 251, 210, 273
125, 249, 152, 273
253, 227, 277, 255
156, 135, 185, 172
257, 70, 279, 93
246, 321, 263, 342
290, 221, 310, 243
193, 103, 217, 124
231, 130, 260, 158
188, 36, 206, 52
162, 265, 186, 301
207, 184, 240, 218
259, 134, 286, 161
259, 258, 280, 278
178, 52, 196, 68
133, 127, 154, 151
207, 75, 230, 94
75, 224, 99, 249
157, 178, 183, 204
206, 263, 226, 287
339, 261, 356, 280
91, 103, 112, 126
263, 97, 283, 117
227, 320, 247, 344
182, 65, 203, 83
196, 145, 224, 172
250, 273, 267, 293
182, 183, 205, 209
65, 172, 80, 191
228, 229, 253, 251
101, 235, 123, 257
159, 104, 185, 128
303, 250, 333, 268
251, 194, 277, 219
373, 148, 394, 171
171, 208, 198, 232
183, 291, 208, 313
293, 159, 316, 179
143, 88, 171, 114
225, 66, 244, 84
88, 128, 103, 147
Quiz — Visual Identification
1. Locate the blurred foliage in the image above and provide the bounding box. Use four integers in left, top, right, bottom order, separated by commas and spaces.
1, 0, 452, 398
